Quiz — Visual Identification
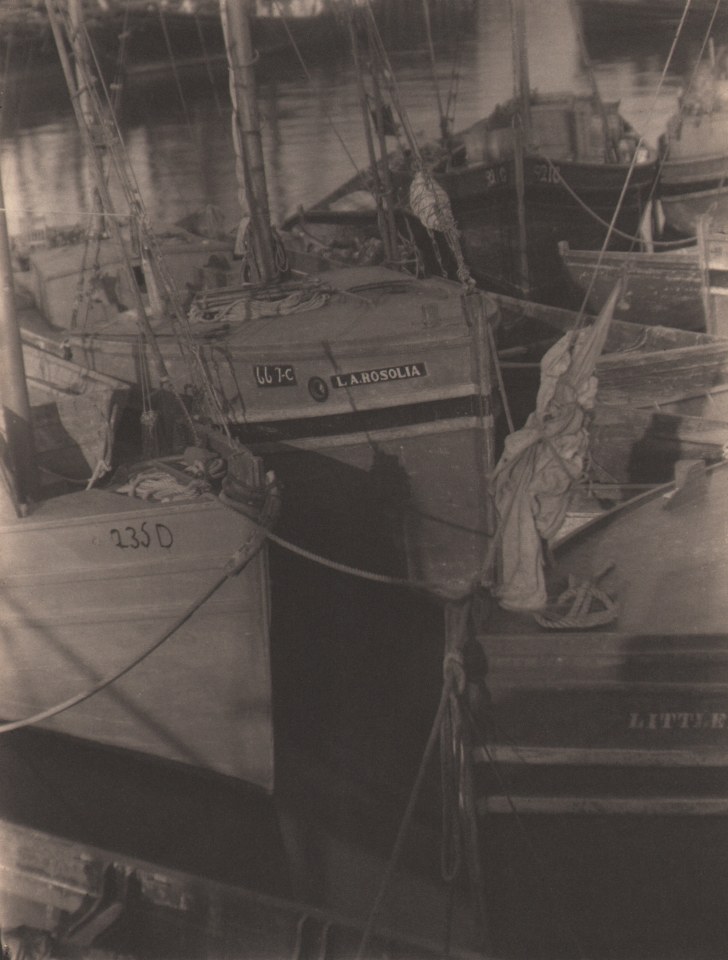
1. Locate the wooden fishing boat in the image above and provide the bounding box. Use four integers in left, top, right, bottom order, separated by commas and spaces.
0, 454, 277, 788
0, 818, 478, 960
470, 458, 728, 956
0, 0, 343, 75
559, 217, 728, 334
575, 0, 728, 32
283, 0, 657, 303
493, 291, 728, 483
0, 36, 278, 793
656, 49, 728, 236
558, 238, 705, 330
658, 111, 728, 236
21, 0, 500, 601
18, 257, 498, 597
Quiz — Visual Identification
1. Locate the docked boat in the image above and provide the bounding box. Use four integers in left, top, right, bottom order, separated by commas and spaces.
17, 0, 502, 600
575, 0, 728, 33
558, 237, 706, 330
284, 0, 657, 302
657, 44, 728, 236
0, 0, 343, 77
493, 290, 728, 483
470, 456, 728, 955
559, 215, 728, 335
0, 75, 278, 793
0, 815, 479, 960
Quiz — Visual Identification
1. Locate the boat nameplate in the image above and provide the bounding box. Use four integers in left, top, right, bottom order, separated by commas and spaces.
331, 363, 427, 388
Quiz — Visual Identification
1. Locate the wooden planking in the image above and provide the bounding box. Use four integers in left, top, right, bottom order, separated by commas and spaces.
473, 744, 728, 768
478, 795, 728, 815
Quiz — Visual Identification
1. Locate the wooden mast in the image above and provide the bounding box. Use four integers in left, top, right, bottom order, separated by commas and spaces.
510, 0, 531, 297
220, 0, 278, 284
0, 151, 38, 511
68, 0, 104, 237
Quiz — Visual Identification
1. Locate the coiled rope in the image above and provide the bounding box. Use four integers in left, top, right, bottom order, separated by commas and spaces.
534, 568, 617, 630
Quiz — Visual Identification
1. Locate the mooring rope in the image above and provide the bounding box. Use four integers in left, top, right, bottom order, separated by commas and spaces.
0, 487, 277, 736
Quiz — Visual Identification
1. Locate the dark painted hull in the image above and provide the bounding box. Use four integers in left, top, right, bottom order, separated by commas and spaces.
290, 157, 657, 302
468, 462, 728, 955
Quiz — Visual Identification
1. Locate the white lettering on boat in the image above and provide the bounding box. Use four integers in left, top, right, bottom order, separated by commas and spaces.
628, 711, 728, 731
254, 364, 297, 387
331, 362, 427, 388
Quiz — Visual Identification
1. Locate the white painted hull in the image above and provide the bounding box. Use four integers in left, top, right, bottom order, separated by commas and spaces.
0, 484, 274, 788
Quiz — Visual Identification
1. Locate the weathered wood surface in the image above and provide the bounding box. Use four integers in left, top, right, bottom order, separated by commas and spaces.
559, 240, 704, 330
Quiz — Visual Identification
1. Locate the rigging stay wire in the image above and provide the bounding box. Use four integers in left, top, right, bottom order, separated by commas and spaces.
270, 0, 363, 182
573, 0, 701, 328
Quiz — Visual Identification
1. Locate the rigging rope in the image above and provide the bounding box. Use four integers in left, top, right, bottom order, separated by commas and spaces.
538, 153, 696, 247
360, 1, 473, 287
575, 0, 705, 322
355, 655, 456, 960
271, 0, 363, 180
158, 4, 195, 139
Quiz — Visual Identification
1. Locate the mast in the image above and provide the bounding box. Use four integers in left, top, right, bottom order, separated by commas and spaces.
510, 0, 532, 146
0, 154, 39, 510
68, 0, 104, 236
510, 0, 531, 296
45, 0, 177, 393
220, 0, 278, 284
348, 8, 397, 264
568, 0, 616, 162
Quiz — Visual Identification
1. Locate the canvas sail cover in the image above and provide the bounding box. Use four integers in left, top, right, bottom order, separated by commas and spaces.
22, 340, 128, 486
493, 285, 619, 610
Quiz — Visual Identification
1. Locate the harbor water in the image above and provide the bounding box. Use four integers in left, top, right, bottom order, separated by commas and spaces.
0, 0, 707, 238
1, 2, 727, 958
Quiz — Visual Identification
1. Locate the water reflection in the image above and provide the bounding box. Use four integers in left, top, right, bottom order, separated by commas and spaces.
0, 0, 698, 239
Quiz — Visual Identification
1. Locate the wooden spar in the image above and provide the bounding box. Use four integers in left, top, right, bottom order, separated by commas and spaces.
420, 0, 449, 143
509, 0, 531, 296
220, 0, 278, 283
68, 0, 104, 236
347, 9, 396, 264
43, 0, 176, 394
510, 0, 532, 146
0, 149, 38, 510
367, 62, 400, 261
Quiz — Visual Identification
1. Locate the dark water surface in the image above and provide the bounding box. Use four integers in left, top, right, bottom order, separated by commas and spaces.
0, 0, 705, 239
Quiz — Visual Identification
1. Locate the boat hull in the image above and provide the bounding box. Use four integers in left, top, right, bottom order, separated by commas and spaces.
24, 265, 498, 598
495, 292, 728, 482
0, 484, 274, 788
468, 462, 728, 955
659, 113, 728, 235
558, 240, 704, 330
86, 336, 494, 597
